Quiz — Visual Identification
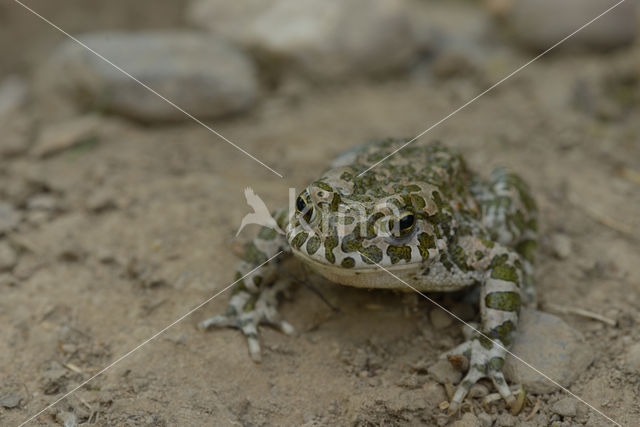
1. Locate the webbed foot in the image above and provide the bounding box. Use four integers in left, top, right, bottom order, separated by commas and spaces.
198, 280, 294, 362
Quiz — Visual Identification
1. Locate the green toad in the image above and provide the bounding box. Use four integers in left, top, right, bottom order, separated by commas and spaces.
199, 138, 537, 412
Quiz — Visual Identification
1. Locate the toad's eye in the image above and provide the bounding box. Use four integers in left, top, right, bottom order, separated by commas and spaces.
296, 196, 306, 212
296, 194, 314, 223
398, 213, 415, 232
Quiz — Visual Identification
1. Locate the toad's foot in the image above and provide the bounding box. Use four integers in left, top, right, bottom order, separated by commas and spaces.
442, 338, 515, 413
198, 280, 294, 362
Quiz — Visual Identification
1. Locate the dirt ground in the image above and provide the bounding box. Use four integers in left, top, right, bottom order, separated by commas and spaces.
1, 2, 640, 426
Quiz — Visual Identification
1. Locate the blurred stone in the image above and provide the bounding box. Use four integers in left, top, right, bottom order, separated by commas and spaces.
0, 241, 18, 271
428, 359, 462, 385
0, 75, 28, 118
429, 308, 453, 329
551, 397, 577, 417
37, 31, 258, 122
0, 110, 32, 157
31, 115, 101, 158
504, 309, 594, 394
186, 0, 419, 81
549, 233, 572, 259
625, 342, 640, 371
451, 413, 481, 427
0, 202, 21, 234
0, 392, 21, 409
508, 0, 638, 51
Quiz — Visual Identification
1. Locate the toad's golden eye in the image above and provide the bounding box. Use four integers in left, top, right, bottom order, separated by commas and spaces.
296, 193, 314, 223
398, 213, 415, 232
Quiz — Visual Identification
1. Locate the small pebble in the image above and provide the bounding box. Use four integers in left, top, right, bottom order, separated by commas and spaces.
430, 307, 453, 329
0, 241, 18, 271
451, 412, 481, 427
495, 413, 516, 427
428, 359, 462, 385
31, 115, 101, 158
550, 234, 572, 259
477, 412, 493, 427
0, 392, 21, 408
504, 309, 594, 394
551, 397, 577, 417
0, 201, 21, 234
625, 343, 640, 371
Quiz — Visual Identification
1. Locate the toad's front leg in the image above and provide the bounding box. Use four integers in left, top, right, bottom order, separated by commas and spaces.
198, 210, 294, 362
444, 245, 523, 413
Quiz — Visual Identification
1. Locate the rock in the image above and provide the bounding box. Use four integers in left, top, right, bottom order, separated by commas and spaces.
0, 110, 32, 157
31, 115, 101, 158
551, 397, 578, 418
508, 0, 638, 51
477, 412, 493, 427
504, 309, 594, 394
451, 412, 481, 427
186, 0, 419, 81
495, 413, 516, 427
428, 359, 462, 385
0, 392, 21, 408
27, 194, 59, 212
549, 233, 572, 259
430, 308, 453, 329
37, 31, 258, 122
625, 343, 640, 371
0, 75, 28, 118
0, 241, 18, 271
86, 189, 117, 212
0, 202, 21, 234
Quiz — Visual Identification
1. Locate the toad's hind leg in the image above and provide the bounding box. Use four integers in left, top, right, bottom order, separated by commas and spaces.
476, 167, 537, 304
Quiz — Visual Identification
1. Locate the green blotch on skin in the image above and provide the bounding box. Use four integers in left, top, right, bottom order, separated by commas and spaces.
340, 171, 353, 182
359, 246, 383, 264
516, 239, 537, 263
306, 235, 321, 255
450, 245, 469, 271
341, 257, 355, 268
485, 291, 521, 313
330, 193, 342, 212
489, 357, 505, 373
315, 181, 333, 192
490, 254, 519, 283
411, 195, 426, 210
417, 232, 435, 260
242, 242, 268, 264
258, 227, 277, 240
324, 228, 339, 264
341, 227, 362, 253
252, 276, 263, 286
491, 265, 519, 283
292, 232, 309, 249
489, 320, 516, 346
386, 245, 412, 264
404, 184, 421, 193
243, 294, 259, 312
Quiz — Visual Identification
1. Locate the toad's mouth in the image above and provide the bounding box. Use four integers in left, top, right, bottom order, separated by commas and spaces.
290, 246, 422, 289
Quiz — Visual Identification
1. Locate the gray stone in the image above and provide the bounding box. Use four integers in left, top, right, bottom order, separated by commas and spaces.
477, 412, 493, 427
0, 75, 28, 118
0, 241, 17, 271
504, 309, 594, 394
508, 0, 638, 51
551, 397, 578, 418
495, 413, 516, 427
0, 202, 21, 234
451, 412, 481, 427
429, 307, 453, 329
625, 342, 640, 371
428, 359, 462, 385
0, 392, 20, 408
37, 31, 258, 122
186, 0, 419, 81
550, 234, 572, 259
